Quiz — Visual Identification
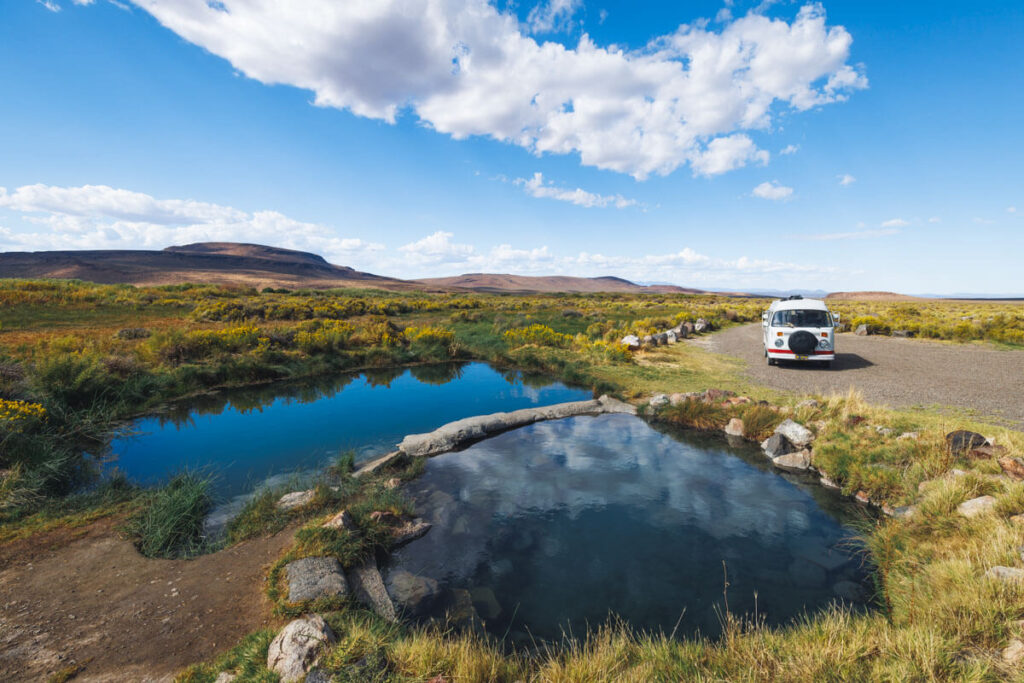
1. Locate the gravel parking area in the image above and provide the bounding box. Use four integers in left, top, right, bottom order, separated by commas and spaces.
695, 324, 1024, 429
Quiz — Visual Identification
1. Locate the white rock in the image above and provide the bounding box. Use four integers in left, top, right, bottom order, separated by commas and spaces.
322, 510, 356, 531
774, 419, 815, 448
277, 490, 315, 511
665, 331, 678, 344
957, 495, 997, 518
724, 418, 744, 437
1002, 639, 1024, 665
897, 432, 920, 441
985, 566, 1024, 582
267, 615, 336, 683
649, 394, 670, 409
772, 450, 811, 471
214, 673, 237, 683
620, 335, 640, 349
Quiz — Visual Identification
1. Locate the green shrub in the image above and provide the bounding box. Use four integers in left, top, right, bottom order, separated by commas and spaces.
127, 472, 213, 558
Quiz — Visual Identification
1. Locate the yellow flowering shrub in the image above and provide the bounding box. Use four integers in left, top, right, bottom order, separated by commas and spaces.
0, 399, 47, 431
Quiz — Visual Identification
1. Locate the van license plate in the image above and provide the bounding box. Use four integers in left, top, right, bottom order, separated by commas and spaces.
795, 354, 808, 360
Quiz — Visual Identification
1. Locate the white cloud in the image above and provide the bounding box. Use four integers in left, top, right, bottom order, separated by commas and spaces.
1007, 206, 1017, 214
779, 144, 799, 155
881, 218, 909, 227
0, 184, 383, 263
837, 173, 855, 186
0, 183, 844, 287
807, 228, 899, 241
751, 180, 793, 200
515, 172, 637, 208
526, 0, 582, 34
127, 1, 866, 180
928, 216, 941, 223
37, 0, 61, 11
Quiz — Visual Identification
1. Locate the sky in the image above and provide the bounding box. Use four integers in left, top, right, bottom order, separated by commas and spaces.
1, 0, 1022, 294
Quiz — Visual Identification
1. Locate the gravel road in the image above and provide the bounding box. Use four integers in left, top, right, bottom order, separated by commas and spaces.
694, 324, 1024, 429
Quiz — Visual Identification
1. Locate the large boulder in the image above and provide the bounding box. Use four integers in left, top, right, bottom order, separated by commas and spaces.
946, 430, 987, 456
665, 330, 678, 344
957, 495, 997, 518
680, 321, 695, 337
774, 419, 814, 448
266, 615, 336, 682
854, 324, 869, 336
620, 335, 640, 350
654, 332, 669, 346
761, 433, 793, 458
285, 557, 349, 603
277, 490, 315, 511
386, 570, 441, 616
693, 318, 709, 333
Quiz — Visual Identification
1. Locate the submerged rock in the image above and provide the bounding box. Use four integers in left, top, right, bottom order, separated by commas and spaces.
391, 518, 432, 549
470, 586, 502, 620
386, 570, 441, 616
285, 557, 349, 603
832, 580, 867, 603
267, 615, 336, 683
353, 451, 406, 478
772, 450, 811, 471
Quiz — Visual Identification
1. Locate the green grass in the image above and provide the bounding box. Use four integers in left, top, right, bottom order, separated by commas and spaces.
125, 471, 214, 558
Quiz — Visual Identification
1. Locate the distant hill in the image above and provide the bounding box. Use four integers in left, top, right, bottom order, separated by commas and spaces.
825, 291, 922, 301
413, 273, 708, 294
0, 242, 417, 291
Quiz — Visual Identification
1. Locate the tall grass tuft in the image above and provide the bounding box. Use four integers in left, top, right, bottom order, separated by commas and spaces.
127, 471, 213, 558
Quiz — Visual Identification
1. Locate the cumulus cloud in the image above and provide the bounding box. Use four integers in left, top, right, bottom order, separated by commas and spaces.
526, 0, 582, 34
837, 173, 855, 185
127, 1, 866, 179
779, 144, 799, 155
751, 180, 793, 200
0, 184, 384, 262
881, 218, 909, 227
0, 183, 842, 286
37, 0, 61, 11
515, 172, 637, 208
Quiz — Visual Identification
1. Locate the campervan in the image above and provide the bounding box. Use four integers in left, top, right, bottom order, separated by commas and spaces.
762, 296, 838, 368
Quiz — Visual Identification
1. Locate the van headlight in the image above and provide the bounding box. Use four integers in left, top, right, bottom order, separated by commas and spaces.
818, 339, 832, 351
774, 338, 784, 347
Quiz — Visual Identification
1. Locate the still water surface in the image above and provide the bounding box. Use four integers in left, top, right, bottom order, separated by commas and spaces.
106, 362, 591, 496
392, 413, 870, 641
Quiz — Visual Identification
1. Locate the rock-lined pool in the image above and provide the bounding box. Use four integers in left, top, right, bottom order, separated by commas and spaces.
104, 362, 591, 497
391, 413, 870, 641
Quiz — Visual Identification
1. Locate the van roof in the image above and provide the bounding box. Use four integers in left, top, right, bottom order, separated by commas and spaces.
769, 297, 830, 311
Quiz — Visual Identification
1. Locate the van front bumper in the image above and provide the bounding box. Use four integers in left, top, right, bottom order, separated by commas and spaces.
767, 349, 835, 361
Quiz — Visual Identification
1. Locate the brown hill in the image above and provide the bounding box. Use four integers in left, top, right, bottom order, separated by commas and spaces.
825, 291, 922, 302
0, 243, 417, 291
414, 273, 706, 294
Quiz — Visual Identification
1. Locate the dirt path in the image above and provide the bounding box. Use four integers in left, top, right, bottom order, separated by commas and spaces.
0, 518, 295, 682
694, 324, 1024, 429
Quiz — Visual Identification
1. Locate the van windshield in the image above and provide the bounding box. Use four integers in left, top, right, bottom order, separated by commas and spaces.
772, 309, 832, 327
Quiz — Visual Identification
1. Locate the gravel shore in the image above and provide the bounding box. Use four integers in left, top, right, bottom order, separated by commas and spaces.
695, 323, 1024, 429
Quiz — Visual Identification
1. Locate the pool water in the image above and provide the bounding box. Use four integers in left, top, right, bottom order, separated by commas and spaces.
391, 413, 871, 642
104, 362, 592, 497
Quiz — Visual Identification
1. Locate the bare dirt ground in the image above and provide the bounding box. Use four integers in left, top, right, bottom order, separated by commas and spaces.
0, 518, 295, 682
694, 323, 1024, 429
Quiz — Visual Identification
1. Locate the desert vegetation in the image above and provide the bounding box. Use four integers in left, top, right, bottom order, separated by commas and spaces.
2, 278, 1024, 680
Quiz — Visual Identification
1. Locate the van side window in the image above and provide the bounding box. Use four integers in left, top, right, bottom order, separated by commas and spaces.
772, 309, 832, 327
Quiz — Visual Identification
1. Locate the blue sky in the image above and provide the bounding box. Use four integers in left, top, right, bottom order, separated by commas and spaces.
0, 0, 1021, 294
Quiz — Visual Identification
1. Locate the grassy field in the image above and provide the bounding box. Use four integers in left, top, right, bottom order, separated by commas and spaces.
2, 279, 1024, 680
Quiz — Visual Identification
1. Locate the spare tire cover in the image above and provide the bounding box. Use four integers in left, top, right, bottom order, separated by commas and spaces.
788, 330, 818, 354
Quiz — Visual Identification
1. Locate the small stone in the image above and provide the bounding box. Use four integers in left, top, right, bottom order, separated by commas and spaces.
999, 457, 1024, 481
897, 432, 920, 441
285, 557, 349, 603
854, 324, 869, 336
649, 394, 670, 409
266, 615, 336, 683
882, 505, 916, 519
819, 474, 840, 489
958, 495, 997, 518
305, 669, 332, 683
985, 566, 1024, 582
971, 444, 1009, 459
724, 418, 744, 437
322, 510, 356, 531
214, 673, 237, 683
873, 425, 894, 437
620, 335, 640, 349
774, 419, 815, 448
391, 518, 432, 548
1003, 639, 1024, 665
855, 491, 871, 504
370, 510, 401, 525
796, 399, 820, 410
385, 477, 403, 489
277, 490, 315, 511
772, 450, 811, 471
